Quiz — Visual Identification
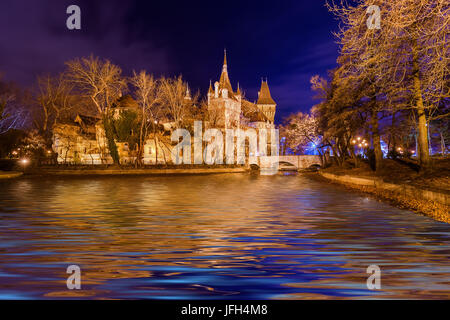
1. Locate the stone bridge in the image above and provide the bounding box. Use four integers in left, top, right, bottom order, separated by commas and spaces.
248, 155, 322, 172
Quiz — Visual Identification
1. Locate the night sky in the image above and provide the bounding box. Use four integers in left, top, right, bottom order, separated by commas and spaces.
0, 0, 340, 122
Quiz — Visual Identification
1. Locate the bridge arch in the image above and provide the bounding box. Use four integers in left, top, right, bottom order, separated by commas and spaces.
248, 155, 321, 172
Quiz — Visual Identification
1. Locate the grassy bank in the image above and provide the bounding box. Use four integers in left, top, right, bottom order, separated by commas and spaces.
321, 158, 450, 193
312, 158, 450, 224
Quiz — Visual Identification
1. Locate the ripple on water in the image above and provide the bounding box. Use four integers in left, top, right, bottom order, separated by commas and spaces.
0, 174, 449, 299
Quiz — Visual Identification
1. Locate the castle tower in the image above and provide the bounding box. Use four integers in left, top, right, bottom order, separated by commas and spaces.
207, 80, 214, 104
184, 84, 191, 101
219, 49, 234, 96
256, 79, 276, 123
207, 50, 241, 129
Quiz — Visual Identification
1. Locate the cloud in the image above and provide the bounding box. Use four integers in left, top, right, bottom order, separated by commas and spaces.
0, 0, 169, 86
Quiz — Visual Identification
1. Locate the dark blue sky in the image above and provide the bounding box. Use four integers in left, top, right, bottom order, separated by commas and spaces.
0, 0, 339, 122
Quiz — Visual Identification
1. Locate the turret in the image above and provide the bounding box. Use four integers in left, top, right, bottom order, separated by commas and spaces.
207, 80, 214, 104
214, 81, 219, 98
236, 83, 242, 102
184, 84, 191, 101
219, 49, 233, 97
223, 49, 228, 73
256, 79, 277, 123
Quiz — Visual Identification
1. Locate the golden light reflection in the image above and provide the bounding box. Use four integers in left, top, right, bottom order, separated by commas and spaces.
1, 174, 449, 299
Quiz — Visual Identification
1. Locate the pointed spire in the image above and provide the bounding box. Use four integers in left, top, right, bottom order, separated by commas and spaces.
222, 49, 228, 73
219, 49, 233, 95
257, 78, 276, 105
184, 84, 191, 100
208, 80, 214, 95
236, 82, 241, 95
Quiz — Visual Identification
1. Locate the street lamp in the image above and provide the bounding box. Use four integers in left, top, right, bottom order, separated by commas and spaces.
19, 158, 29, 171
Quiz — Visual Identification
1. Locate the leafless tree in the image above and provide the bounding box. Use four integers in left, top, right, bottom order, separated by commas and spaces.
65, 55, 127, 164
36, 73, 75, 140
327, 0, 449, 169
159, 76, 195, 129
129, 70, 160, 166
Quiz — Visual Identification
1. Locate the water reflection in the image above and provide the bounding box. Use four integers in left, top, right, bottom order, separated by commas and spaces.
0, 173, 449, 299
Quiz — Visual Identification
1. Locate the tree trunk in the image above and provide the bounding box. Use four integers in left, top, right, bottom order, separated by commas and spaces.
155, 133, 159, 165
137, 117, 145, 168
350, 146, 359, 168
371, 109, 383, 171
390, 112, 397, 152
412, 46, 430, 169
415, 133, 419, 159
103, 115, 120, 165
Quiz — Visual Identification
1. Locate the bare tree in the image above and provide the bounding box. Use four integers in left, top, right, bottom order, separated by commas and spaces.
129, 70, 160, 166
36, 73, 74, 142
327, 0, 450, 170
65, 55, 127, 164
159, 76, 194, 129
0, 81, 30, 135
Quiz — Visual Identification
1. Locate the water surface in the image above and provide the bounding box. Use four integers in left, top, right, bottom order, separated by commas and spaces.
0, 173, 449, 299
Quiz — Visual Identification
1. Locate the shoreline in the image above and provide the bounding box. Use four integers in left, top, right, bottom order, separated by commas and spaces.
24, 167, 248, 176
310, 171, 450, 224
0, 171, 23, 179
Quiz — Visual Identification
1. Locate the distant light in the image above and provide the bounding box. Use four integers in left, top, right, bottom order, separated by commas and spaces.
20, 158, 29, 165
358, 144, 362, 147
357, 137, 361, 141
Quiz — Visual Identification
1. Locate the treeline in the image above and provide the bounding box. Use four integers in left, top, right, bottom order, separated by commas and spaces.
282, 0, 449, 171
0, 55, 216, 164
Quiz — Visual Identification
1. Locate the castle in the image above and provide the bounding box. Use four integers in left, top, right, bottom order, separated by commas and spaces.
207, 50, 277, 129
52, 51, 277, 165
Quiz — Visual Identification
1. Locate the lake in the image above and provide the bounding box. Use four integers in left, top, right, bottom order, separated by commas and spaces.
0, 173, 449, 299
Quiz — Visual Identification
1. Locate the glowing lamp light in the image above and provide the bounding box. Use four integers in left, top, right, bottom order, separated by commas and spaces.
19, 158, 30, 172
357, 137, 361, 141
358, 144, 362, 147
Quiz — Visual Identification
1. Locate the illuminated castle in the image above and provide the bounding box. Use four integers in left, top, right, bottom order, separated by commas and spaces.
207, 51, 277, 129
